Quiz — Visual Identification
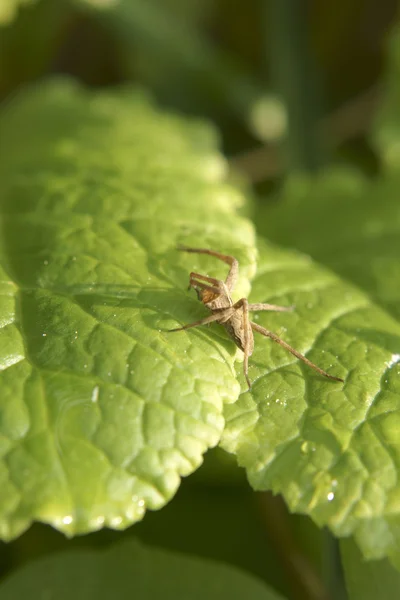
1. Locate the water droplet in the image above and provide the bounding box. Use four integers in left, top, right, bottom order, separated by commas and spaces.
62, 515, 73, 525
91, 386, 99, 403
42, 333, 47, 337
43, 260, 49, 266
327, 492, 335, 502
388, 353, 400, 368
301, 441, 309, 453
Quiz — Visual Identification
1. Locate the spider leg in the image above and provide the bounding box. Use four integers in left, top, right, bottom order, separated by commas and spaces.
250, 321, 344, 382
178, 246, 238, 292
244, 352, 251, 390
230, 298, 253, 389
168, 307, 234, 332
188, 278, 226, 298
189, 272, 227, 295
189, 272, 222, 286
247, 303, 294, 313
241, 298, 252, 389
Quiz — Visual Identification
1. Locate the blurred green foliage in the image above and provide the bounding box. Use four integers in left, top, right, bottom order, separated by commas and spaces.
1, 2, 400, 600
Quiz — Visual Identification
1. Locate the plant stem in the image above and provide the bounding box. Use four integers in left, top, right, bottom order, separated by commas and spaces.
322, 530, 348, 600
266, 0, 326, 171
229, 84, 381, 182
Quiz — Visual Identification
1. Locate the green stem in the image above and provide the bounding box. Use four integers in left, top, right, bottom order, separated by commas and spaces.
266, 0, 326, 171
322, 531, 348, 600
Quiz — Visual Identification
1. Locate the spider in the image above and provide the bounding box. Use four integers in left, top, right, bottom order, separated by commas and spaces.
169, 246, 344, 389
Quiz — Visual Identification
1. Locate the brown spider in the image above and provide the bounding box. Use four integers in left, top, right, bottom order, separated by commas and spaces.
169, 246, 344, 389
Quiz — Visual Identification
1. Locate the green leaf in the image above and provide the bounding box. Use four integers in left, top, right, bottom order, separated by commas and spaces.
0, 0, 71, 100
0, 538, 286, 600
341, 537, 400, 600
241, 19, 400, 564
254, 167, 400, 322
0, 0, 34, 26
253, 20, 400, 322
0, 79, 256, 539
0, 0, 115, 25
89, 0, 266, 133
222, 236, 400, 561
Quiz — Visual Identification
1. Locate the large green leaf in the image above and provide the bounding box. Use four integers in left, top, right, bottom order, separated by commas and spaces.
0, 80, 256, 539
222, 237, 400, 561
341, 537, 400, 600
241, 20, 400, 564
254, 167, 400, 322
0, 538, 286, 600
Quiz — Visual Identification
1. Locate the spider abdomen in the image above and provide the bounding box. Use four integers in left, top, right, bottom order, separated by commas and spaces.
223, 319, 254, 356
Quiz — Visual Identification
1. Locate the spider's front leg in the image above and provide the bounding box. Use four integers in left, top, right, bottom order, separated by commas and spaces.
188, 272, 232, 309
168, 307, 234, 332
188, 272, 227, 297
178, 246, 239, 292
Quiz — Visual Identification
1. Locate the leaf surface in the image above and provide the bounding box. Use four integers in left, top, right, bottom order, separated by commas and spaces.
341, 537, 400, 600
0, 538, 286, 600
243, 22, 400, 564
0, 80, 256, 538
222, 237, 400, 561
254, 24, 400, 322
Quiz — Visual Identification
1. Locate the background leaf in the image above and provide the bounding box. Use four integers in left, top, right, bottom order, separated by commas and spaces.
241, 21, 400, 565
254, 20, 400, 322
221, 236, 400, 561
0, 538, 286, 600
0, 79, 257, 539
254, 167, 400, 322
341, 537, 400, 600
